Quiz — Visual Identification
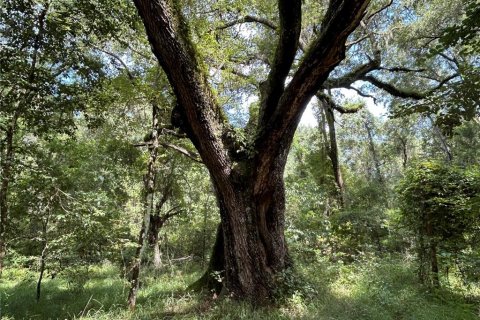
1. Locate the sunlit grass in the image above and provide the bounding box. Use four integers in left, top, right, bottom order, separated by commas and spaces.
1, 256, 478, 319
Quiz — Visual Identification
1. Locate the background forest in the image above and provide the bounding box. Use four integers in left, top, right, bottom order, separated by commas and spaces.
0, 0, 479, 319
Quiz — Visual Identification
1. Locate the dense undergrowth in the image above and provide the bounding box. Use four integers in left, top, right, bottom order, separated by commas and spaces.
1, 255, 479, 320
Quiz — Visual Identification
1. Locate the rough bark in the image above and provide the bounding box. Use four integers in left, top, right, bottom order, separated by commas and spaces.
132, 0, 370, 302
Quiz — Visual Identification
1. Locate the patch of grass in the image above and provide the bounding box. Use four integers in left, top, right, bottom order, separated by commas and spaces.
1, 257, 478, 319
1, 264, 127, 319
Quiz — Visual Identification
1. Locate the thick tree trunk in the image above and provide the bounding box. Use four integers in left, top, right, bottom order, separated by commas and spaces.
0, 116, 17, 276
191, 156, 290, 302
213, 155, 290, 302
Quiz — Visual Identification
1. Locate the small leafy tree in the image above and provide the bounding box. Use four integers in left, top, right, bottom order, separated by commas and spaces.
398, 161, 480, 287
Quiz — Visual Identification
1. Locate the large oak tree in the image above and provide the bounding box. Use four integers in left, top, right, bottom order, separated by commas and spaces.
132, 0, 370, 301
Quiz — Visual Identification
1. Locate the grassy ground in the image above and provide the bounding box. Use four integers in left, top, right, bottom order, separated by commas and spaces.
1, 257, 479, 320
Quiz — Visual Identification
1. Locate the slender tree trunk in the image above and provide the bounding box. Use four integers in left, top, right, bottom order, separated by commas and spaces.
364, 118, 384, 184
417, 231, 427, 284
0, 115, 17, 276
36, 208, 50, 302
400, 138, 408, 169
425, 212, 440, 287
36, 242, 48, 302
127, 106, 159, 310
428, 116, 452, 161
430, 241, 440, 287
324, 106, 345, 206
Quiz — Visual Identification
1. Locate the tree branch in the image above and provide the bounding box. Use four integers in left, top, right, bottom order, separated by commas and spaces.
133, 0, 231, 180
133, 141, 202, 163
379, 66, 426, 73
253, 0, 370, 193
361, 75, 426, 99
366, 0, 393, 21
92, 46, 135, 81
316, 93, 363, 114
346, 34, 369, 48
161, 206, 184, 221
159, 142, 203, 164
361, 73, 459, 100
324, 57, 380, 89
258, 0, 302, 127
348, 85, 377, 102
216, 15, 277, 31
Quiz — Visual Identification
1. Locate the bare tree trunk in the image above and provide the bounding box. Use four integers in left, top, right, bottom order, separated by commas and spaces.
0, 115, 17, 276
127, 105, 160, 310
148, 205, 183, 270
